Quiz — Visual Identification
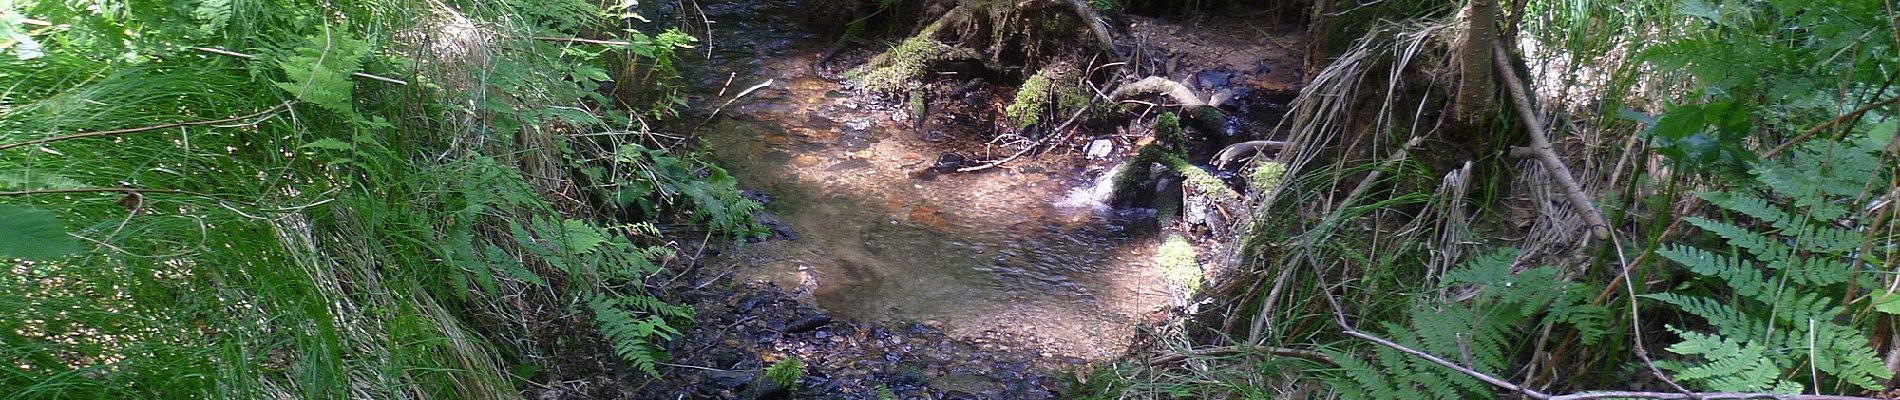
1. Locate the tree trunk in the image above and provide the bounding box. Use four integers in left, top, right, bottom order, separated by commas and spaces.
1451, 0, 1498, 127
1301, 0, 1334, 85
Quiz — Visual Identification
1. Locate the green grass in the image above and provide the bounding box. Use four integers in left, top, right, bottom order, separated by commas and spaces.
0, 0, 748, 397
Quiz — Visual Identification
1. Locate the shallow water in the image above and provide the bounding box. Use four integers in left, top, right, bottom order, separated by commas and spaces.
657, 0, 1177, 359
696, 56, 1170, 360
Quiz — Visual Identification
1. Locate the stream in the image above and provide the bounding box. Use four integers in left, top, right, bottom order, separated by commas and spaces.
691, 14, 1170, 361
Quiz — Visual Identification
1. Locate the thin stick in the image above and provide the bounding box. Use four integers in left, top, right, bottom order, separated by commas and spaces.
700, 79, 774, 125
1493, 42, 1610, 240
191, 47, 408, 85
0, 103, 291, 151
1762, 94, 1900, 158
955, 105, 1090, 172
530, 36, 632, 46
0, 187, 258, 207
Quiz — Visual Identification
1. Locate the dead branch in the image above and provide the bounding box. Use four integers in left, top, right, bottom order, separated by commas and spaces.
0, 103, 292, 151
531, 36, 633, 46
1492, 42, 1610, 240
1762, 94, 1900, 158
192, 47, 409, 85
1146, 345, 1336, 366
1059, 0, 1121, 59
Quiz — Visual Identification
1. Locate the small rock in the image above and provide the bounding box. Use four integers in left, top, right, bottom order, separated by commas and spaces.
1084, 139, 1114, 159
705, 370, 754, 389
943, 390, 981, 400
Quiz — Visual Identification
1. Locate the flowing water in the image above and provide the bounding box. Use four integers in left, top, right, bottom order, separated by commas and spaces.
688, 9, 1170, 359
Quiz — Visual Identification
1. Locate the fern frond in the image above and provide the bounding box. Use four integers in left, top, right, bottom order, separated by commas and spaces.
274, 29, 368, 117
1645, 293, 1765, 340
193, 0, 234, 34
1698, 191, 1803, 232
1662, 327, 1792, 393
587, 293, 679, 377
1684, 216, 1786, 263
1657, 244, 1773, 301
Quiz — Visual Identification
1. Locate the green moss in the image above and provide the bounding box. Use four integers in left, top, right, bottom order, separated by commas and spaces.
1005, 71, 1054, 128
1110, 145, 1164, 204
1157, 152, 1235, 203
1154, 112, 1183, 148
853, 37, 953, 95
766, 356, 805, 389
1156, 234, 1200, 293
908, 87, 926, 120
1249, 160, 1287, 194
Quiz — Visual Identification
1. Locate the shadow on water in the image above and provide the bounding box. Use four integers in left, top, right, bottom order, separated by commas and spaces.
675, 1, 1170, 360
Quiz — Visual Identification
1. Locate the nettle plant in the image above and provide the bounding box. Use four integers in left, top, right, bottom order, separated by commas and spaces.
1647, 135, 1893, 393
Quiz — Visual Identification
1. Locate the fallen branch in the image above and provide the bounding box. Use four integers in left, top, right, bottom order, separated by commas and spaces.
192, 47, 408, 85
1492, 42, 1609, 240
0, 103, 292, 151
1762, 94, 1900, 158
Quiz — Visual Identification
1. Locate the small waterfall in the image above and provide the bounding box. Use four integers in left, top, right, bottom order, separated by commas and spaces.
1055, 162, 1124, 212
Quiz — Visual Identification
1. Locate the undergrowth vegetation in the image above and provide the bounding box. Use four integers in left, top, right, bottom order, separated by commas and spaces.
1084, 0, 1900, 398
0, 0, 754, 398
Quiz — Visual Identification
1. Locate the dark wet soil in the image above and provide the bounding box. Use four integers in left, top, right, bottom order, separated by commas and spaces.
633, 271, 1093, 399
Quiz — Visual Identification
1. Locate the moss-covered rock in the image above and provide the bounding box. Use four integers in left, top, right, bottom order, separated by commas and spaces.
852, 36, 954, 95
1005, 71, 1055, 128
1249, 160, 1287, 195
1156, 234, 1201, 294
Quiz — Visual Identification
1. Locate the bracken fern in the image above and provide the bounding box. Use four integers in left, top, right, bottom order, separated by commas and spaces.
1646, 137, 1891, 393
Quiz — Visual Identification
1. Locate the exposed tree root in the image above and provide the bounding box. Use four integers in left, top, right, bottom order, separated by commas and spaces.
1213, 140, 1288, 168
1111, 76, 1208, 107
1111, 76, 1230, 134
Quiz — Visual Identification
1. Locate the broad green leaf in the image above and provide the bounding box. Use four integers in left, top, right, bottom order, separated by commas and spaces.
0, 205, 79, 260
1872, 293, 1900, 315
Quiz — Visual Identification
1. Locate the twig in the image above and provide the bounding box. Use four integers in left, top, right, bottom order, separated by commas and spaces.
0, 187, 259, 207
0, 103, 291, 151
191, 47, 409, 85
1147, 345, 1336, 365
1762, 94, 1900, 158
701, 79, 774, 124
530, 36, 632, 46
656, 362, 748, 372
955, 104, 1090, 172
1493, 42, 1610, 240
1607, 232, 1698, 397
